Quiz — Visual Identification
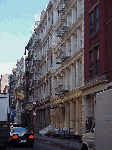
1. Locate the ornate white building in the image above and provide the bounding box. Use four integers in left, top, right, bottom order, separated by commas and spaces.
25, 0, 84, 135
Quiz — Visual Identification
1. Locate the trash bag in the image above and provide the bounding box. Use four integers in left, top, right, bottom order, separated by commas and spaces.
39, 125, 55, 136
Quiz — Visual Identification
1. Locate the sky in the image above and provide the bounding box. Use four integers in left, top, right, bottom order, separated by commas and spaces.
0, 0, 50, 76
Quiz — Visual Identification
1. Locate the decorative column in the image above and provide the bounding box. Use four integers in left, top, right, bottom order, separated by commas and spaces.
43, 84, 44, 99
42, 110, 44, 129
57, 106, 60, 128
59, 107, 63, 128
70, 100, 75, 133
48, 79, 50, 96
77, 28, 80, 50
67, 14, 70, 27
47, 11, 49, 30
67, 68, 70, 91
70, 64, 75, 91
50, 107, 54, 126
70, 65, 73, 91
53, 52, 55, 69
65, 69, 68, 90
76, 60, 79, 87
52, 108, 56, 128
66, 40, 68, 56
51, 75, 54, 98
50, 34, 52, 48
53, 77, 57, 97
81, 95, 84, 135
64, 102, 70, 128
59, 105, 64, 128
77, 0, 81, 18
81, 53, 84, 86
72, 7, 76, 24
54, 107, 57, 128
71, 34, 75, 55
75, 97, 79, 135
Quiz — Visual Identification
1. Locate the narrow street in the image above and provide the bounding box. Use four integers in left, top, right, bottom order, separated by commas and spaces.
0, 0, 111, 150
9, 140, 69, 150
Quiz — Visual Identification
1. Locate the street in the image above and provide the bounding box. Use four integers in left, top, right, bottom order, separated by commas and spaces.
9, 139, 68, 150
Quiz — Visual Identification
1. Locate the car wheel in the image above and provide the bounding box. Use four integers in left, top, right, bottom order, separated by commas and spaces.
81, 144, 88, 150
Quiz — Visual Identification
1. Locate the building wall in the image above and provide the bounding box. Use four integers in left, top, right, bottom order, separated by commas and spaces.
83, 0, 112, 142
14, 56, 25, 124
84, 0, 112, 83
1, 74, 9, 93
24, 0, 84, 133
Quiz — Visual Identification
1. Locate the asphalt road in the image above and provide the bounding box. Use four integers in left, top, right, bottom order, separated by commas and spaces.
9, 139, 65, 150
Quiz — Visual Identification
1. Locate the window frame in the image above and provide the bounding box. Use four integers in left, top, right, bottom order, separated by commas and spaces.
89, 11, 93, 36
95, 5, 99, 32
94, 46, 99, 75
89, 50, 93, 77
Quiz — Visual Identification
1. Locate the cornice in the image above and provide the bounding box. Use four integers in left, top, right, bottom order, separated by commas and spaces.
82, 78, 106, 91
50, 79, 107, 106
50, 86, 83, 106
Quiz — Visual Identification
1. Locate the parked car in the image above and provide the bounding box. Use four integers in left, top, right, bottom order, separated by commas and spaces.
10, 127, 34, 148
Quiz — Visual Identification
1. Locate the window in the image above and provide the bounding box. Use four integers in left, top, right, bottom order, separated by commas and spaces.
89, 51, 93, 77
95, 46, 99, 75
51, 55, 53, 67
89, 11, 93, 36
50, 79, 51, 94
48, 38, 49, 49
52, 12, 53, 24
75, 66, 76, 87
95, 6, 99, 31
75, 7, 77, 19
44, 84, 46, 94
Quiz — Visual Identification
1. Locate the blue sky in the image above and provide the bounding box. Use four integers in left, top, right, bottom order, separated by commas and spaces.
0, 0, 50, 76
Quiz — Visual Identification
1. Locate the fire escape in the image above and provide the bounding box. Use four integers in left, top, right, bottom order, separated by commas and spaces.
57, 0, 71, 38
56, 49, 70, 65
55, 75, 70, 96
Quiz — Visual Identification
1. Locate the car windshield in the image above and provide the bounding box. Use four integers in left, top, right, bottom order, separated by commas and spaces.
13, 127, 27, 133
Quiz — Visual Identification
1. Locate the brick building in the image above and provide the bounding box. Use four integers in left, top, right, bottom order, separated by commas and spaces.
83, 0, 112, 133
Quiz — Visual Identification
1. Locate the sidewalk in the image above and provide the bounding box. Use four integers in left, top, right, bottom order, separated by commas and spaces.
34, 133, 82, 150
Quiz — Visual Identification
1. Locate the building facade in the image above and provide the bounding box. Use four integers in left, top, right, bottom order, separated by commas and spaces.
14, 56, 25, 124
8, 68, 16, 123
1, 74, 9, 93
49, 0, 84, 136
24, 0, 84, 135
83, 0, 112, 134
8, 56, 25, 124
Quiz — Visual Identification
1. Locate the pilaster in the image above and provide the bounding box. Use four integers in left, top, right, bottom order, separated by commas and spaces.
65, 69, 68, 90
81, 95, 85, 135
76, 60, 79, 87
75, 98, 79, 135
59, 107, 63, 128
77, 0, 81, 18
72, 7, 76, 24
70, 100, 75, 133
71, 34, 75, 55
77, 28, 80, 50
64, 102, 70, 128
